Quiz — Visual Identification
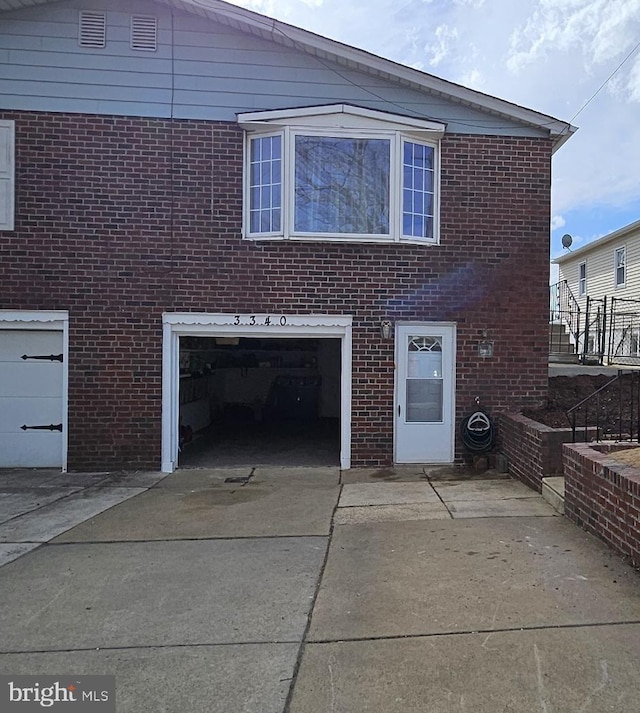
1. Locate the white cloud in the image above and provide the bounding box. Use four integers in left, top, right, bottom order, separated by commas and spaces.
426, 24, 459, 67
507, 0, 640, 77
552, 215, 566, 230
459, 68, 484, 89
628, 53, 640, 102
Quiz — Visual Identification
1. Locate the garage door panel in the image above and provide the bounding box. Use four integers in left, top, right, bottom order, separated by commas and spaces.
0, 330, 63, 359
0, 362, 64, 398
0, 433, 63, 468
0, 327, 64, 468
0, 397, 63, 432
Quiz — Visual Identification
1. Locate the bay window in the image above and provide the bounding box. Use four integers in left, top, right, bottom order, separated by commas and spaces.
240, 105, 442, 244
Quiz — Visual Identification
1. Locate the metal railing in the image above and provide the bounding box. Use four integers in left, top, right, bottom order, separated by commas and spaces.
549, 280, 581, 356
608, 297, 640, 366
583, 296, 607, 364
567, 370, 640, 443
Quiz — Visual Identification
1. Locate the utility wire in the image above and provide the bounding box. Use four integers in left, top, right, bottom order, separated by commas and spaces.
570, 38, 640, 123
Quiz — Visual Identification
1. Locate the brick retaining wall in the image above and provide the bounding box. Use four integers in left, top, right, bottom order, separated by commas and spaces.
499, 413, 580, 492
563, 443, 640, 568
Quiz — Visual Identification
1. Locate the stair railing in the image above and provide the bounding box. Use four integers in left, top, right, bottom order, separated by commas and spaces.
566, 370, 640, 443
549, 280, 581, 354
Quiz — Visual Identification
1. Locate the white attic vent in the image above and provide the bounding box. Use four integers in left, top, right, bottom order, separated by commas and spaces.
131, 16, 158, 51
78, 11, 106, 48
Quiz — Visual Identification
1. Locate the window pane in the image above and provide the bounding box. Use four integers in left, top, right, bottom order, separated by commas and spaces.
294, 135, 390, 234
272, 208, 281, 232
407, 380, 443, 422
404, 165, 413, 189
403, 188, 412, 213
249, 135, 282, 234
402, 140, 434, 239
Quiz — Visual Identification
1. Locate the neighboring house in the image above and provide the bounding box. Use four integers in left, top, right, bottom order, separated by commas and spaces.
0, 0, 575, 472
554, 219, 640, 365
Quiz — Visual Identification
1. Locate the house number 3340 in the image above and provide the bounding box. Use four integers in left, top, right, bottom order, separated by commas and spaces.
233, 315, 287, 326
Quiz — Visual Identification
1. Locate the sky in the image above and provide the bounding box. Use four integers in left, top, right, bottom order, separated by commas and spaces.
225, 0, 640, 273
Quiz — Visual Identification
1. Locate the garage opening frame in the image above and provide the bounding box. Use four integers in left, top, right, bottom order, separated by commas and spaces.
161, 313, 353, 472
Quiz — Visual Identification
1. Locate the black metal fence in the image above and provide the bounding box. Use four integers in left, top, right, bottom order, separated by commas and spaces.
567, 370, 640, 443
549, 285, 640, 366
608, 297, 640, 366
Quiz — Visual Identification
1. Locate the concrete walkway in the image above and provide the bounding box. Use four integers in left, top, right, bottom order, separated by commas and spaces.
0, 465, 639, 712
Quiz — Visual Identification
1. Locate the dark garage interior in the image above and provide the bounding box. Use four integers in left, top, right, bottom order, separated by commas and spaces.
177, 336, 341, 467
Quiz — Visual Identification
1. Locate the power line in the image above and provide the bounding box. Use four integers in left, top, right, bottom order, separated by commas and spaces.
570, 38, 640, 123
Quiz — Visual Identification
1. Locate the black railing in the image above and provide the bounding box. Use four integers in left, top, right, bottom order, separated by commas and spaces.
550, 284, 640, 365
549, 280, 580, 356
567, 370, 640, 443
608, 297, 640, 366
583, 296, 606, 364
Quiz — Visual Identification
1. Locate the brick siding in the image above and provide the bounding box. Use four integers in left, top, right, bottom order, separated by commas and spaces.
564, 443, 640, 568
0, 111, 553, 470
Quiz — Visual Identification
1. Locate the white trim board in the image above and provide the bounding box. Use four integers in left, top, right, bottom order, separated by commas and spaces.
161, 312, 353, 472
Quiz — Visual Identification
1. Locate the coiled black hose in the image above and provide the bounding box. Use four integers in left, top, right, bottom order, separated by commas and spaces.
460, 411, 494, 453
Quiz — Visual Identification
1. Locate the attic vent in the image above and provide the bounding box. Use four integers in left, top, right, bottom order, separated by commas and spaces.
131, 15, 157, 51
78, 11, 106, 48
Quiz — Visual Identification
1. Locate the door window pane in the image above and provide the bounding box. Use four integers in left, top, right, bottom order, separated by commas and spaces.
407, 379, 443, 422
406, 335, 443, 422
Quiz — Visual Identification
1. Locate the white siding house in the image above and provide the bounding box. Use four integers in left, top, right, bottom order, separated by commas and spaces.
554, 219, 640, 364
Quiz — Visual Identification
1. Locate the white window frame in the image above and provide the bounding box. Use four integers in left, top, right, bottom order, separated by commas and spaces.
0, 119, 15, 231
578, 261, 586, 296
614, 246, 626, 288
239, 105, 443, 246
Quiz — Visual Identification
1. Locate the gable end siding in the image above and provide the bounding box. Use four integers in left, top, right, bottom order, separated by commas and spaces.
0, 0, 550, 137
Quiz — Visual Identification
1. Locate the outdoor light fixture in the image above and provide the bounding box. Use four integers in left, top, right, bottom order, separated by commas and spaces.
380, 320, 393, 340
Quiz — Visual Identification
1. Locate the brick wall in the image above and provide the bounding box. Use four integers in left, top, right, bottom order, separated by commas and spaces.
564, 443, 640, 568
499, 413, 597, 491
0, 111, 553, 470
499, 413, 574, 491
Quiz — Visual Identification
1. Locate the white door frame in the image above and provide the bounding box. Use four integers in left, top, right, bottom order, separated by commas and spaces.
394, 321, 456, 464
0, 310, 69, 471
161, 312, 353, 472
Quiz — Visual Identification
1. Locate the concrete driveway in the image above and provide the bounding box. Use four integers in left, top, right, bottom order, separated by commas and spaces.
0, 465, 639, 712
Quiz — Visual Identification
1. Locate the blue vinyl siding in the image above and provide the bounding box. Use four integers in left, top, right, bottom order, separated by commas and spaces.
0, 0, 548, 137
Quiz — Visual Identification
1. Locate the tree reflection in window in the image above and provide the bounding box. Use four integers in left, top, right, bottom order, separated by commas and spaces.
294, 136, 390, 234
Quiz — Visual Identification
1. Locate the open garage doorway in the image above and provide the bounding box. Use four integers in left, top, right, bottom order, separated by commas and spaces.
178, 336, 340, 467
161, 314, 352, 471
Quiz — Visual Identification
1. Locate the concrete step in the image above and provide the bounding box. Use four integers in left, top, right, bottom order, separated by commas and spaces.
549, 352, 580, 364
541, 476, 565, 514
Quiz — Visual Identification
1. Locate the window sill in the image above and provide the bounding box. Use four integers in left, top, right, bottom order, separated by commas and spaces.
243, 235, 439, 246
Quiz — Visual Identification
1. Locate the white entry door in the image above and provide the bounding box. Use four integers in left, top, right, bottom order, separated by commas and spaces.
395, 323, 455, 463
0, 329, 64, 467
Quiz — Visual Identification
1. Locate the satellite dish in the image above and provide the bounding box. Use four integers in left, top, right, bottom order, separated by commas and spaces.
561, 233, 573, 249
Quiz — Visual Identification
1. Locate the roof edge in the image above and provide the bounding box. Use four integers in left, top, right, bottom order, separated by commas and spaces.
553, 218, 640, 263
172, 0, 576, 149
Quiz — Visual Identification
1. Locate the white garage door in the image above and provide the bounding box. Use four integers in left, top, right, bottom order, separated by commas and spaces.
0, 329, 64, 467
